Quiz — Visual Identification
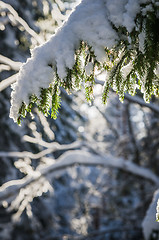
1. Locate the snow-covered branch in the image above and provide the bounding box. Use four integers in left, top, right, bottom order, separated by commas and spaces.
9, 0, 159, 123
0, 141, 83, 159
0, 150, 159, 203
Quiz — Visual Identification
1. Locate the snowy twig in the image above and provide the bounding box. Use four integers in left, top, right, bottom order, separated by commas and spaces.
55, 0, 65, 12
0, 141, 83, 159
35, 109, 55, 140
0, 55, 22, 91
0, 73, 18, 92
0, 148, 54, 159
23, 135, 54, 148
0, 150, 159, 203
23, 136, 83, 150
0, 54, 22, 71
0, 64, 10, 72
0, 1, 43, 45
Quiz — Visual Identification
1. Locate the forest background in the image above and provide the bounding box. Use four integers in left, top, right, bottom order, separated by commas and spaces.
0, 0, 159, 240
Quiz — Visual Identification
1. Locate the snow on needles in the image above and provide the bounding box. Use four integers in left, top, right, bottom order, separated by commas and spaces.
10, 0, 154, 121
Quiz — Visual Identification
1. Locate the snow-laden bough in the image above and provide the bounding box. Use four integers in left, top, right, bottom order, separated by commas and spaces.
10, 0, 159, 124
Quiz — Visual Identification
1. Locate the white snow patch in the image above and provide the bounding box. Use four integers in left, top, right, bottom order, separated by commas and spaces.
123, 0, 140, 32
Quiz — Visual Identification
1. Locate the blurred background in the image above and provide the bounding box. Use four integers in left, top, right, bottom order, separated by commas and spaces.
0, 0, 159, 239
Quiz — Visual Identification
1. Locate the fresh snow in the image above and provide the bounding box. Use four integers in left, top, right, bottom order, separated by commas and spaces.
10, 0, 158, 122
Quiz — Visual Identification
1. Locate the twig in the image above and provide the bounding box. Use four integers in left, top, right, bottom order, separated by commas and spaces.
0, 141, 83, 159
0, 1, 43, 45
35, 108, 55, 140
0, 73, 18, 92
0, 54, 22, 71
0, 64, 10, 72
55, 0, 65, 12
0, 148, 53, 159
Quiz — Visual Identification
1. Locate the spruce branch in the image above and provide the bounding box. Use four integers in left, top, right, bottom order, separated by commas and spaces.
11, 1, 159, 124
